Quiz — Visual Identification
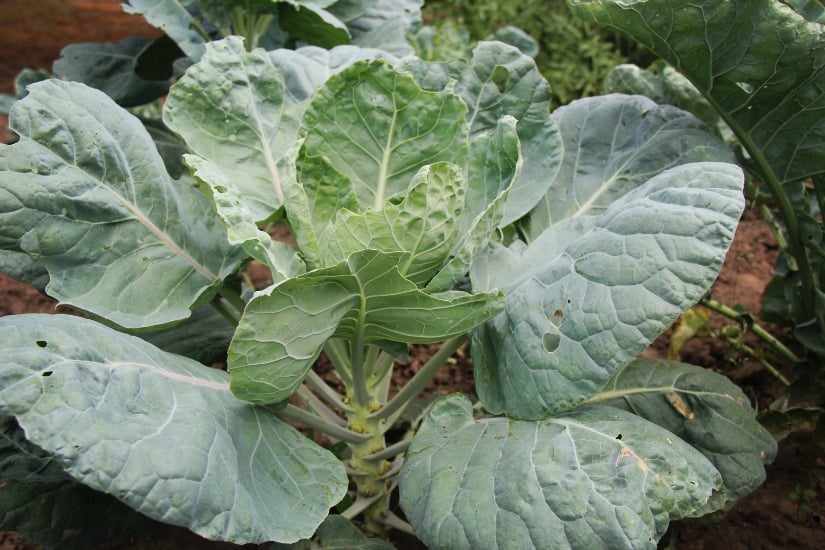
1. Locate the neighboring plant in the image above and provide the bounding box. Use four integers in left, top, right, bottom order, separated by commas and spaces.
786, 483, 818, 522
570, 0, 825, 409
423, 0, 641, 105
1, 5, 776, 550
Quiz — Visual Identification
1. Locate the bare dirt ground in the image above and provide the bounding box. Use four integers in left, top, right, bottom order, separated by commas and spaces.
1, 1, 823, 548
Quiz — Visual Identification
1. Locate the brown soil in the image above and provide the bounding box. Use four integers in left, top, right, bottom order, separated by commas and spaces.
1, 2, 823, 549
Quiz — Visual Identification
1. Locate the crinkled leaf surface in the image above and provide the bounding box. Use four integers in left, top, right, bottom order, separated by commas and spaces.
471, 162, 745, 419
164, 37, 303, 223
525, 94, 735, 239
229, 250, 504, 404
427, 115, 522, 292
0, 314, 347, 544
319, 162, 465, 285
569, 0, 825, 185
0, 416, 157, 549
299, 59, 467, 211
399, 394, 721, 550
0, 80, 245, 329
122, 0, 206, 61
589, 358, 778, 511
52, 36, 169, 108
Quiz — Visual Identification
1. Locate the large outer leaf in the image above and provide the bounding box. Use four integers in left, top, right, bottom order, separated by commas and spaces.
164, 37, 303, 223
122, 0, 206, 61
0, 80, 245, 329
0, 314, 347, 544
471, 162, 745, 420
399, 394, 721, 550
590, 358, 778, 511
525, 94, 735, 239
568, 0, 825, 186
52, 37, 169, 108
300, 60, 467, 211
1, 416, 156, 549
229, 250, 504, 404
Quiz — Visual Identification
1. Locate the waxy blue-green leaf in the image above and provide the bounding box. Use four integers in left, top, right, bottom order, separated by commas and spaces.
569, 0, 825, 185
300, 59, 468, 211
122, 0, 206, 61
399, 394, 720, 550
0, 416, 157, 549
525, 94, 735, 240
604, 62, 725, 139
271, 515, 396, 549
471, 162, 745, 419
52, 37, 169, 108
320, 162, 465, 285
0, 251, 49, 291
186, 153, 305, 281
0, 80, 245, 329
346, 0, 422, 56
589, 358, 778, 512
456, 41, 562, 226
164, 37, 303, 223
0, 314, 348, 544
229, 250, 504, 404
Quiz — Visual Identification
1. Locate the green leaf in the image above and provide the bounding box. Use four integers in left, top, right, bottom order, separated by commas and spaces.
300, 59, 468, 211
279, 2, 352, 48
0, 314, 347, 544
164, 37, 303, 223
268, 45, 399, 104
346, 0, 423, 56
603, 61, 724, 138
122, 0, 206, 61
427, 115, 522, 292
399, 394, 721, 550
229, 250, 504, 404
187, 153, 305, 281
141, 301, 237, 365
471, 162, 745, 419
569, 0, 825, 186
52, 37, 169, 108
456, 41, 562, 226
0, 80, 245, 329
0, 250, 49, 291
0, 416, 157, 549
590, 358, 778, 512
525, 94, 735, 239
319, 162, 465, 285
784, 0, 825, 22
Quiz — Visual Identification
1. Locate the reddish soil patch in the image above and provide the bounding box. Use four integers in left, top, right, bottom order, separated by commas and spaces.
1, 2, 824, 549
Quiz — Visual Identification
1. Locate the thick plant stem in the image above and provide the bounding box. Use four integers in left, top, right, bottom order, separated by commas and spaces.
370, 335, 467, 424
210, 297, 240, 326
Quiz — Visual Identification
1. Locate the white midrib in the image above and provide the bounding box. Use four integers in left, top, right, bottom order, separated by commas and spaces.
373, 107, 398, 211
87, 169, 218, 282
109, 361, 231, 391
115, 195, 218, 281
